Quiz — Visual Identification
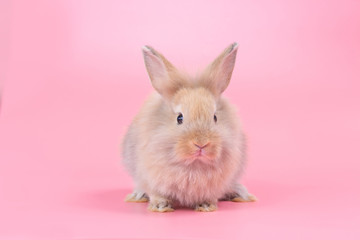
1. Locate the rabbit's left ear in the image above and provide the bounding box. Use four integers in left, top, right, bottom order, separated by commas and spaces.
142, 46, 184, 100
201, 43, 238, 97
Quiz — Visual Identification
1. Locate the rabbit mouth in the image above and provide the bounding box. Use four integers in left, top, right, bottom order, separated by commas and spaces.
191, 149, 212, 161
180, 148, 218, 165
194, 149, 204, 157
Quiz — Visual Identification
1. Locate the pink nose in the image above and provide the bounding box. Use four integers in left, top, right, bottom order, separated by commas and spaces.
194, 143, 209, 149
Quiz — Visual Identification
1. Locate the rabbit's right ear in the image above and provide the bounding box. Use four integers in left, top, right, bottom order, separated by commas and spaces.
200, 43, 238, 97
142, 46, 183, 100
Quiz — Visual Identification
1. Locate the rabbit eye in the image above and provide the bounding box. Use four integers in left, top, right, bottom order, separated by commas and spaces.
214, 114, 217, 123
177, 113, 183, 124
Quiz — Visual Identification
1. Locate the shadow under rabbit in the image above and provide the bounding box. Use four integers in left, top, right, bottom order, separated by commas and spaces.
72, 180, 315, 213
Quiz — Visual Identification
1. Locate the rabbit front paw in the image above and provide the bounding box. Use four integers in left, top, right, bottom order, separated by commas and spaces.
148, 196, 174, 212
195, 202, 217, 212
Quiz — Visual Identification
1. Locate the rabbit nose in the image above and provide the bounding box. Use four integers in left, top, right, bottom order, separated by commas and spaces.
194, 142, 209, 149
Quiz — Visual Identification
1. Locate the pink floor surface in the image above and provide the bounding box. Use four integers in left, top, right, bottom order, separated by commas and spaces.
1, 0, 359, 239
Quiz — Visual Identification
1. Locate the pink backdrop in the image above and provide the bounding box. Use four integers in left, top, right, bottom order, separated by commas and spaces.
1, 0, 359, 239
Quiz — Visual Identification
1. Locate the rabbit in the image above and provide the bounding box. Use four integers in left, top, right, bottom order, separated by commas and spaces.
122, 43, 256, 212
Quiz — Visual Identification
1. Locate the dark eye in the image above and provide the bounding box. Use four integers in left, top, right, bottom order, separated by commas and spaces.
214, 114, 217, 123
177, 113, 183, 124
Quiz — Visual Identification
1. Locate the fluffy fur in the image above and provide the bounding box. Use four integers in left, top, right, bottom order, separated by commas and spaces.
122, 43, 256, 212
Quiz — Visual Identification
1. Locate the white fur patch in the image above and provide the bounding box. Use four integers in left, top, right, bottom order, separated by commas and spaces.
174, 104, 182, 113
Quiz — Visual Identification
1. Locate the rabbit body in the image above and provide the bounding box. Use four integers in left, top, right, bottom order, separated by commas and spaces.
122, 43, 255, 212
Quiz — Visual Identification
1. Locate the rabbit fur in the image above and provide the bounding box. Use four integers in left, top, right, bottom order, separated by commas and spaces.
122, 43, 256, 212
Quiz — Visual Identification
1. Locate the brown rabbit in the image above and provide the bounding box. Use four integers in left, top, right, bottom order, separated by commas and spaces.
122, 43, 256, 212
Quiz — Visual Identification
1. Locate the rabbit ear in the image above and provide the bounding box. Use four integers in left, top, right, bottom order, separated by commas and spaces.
201, 43, 238, 97
142, 46, 183, 100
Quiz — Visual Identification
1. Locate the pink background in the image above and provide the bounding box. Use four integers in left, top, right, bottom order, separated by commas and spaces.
1, 0, 360, 239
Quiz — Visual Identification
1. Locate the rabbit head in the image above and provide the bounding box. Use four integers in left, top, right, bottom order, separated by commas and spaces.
142, 43, 239, 166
